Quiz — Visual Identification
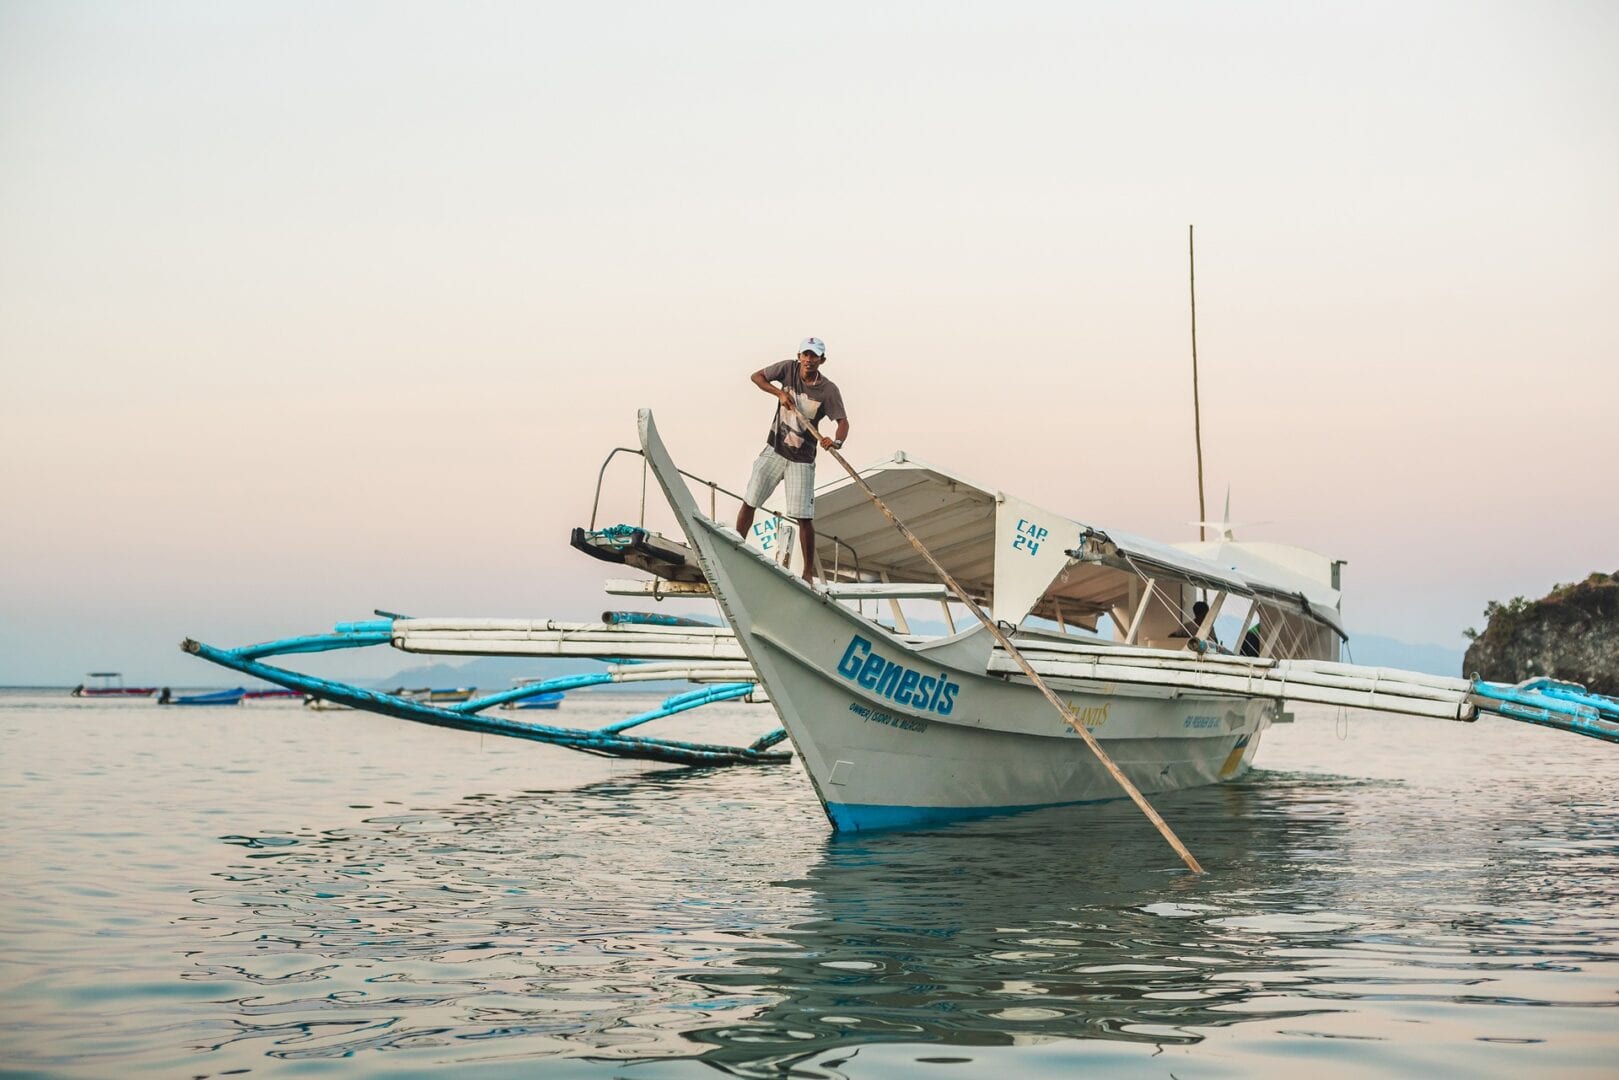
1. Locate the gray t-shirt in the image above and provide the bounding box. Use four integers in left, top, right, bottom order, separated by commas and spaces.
761, 359, 846, 464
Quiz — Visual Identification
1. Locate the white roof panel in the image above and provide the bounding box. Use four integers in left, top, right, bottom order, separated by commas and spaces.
810, 452, 1345, 639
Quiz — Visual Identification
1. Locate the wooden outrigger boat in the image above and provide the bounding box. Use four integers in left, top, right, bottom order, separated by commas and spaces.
499, 678, 575, 710
71, 673, 157, 698
242, 687, 301, 700
178, 411, 1615, 832
503, 690, 565, 710
158, 687, 246, 706
626, 410, 1618, 830
390, 686, 478, 704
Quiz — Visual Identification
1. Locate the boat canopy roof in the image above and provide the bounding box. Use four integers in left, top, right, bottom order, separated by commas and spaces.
810, 451, 1345, 640
811, 452, 997, 595
1080, 526, 1346, 639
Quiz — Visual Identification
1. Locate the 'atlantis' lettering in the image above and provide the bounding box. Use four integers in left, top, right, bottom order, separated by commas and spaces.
836, 635, 959, 715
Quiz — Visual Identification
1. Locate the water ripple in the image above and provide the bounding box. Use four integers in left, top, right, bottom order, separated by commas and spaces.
2, 695, 1617, 1076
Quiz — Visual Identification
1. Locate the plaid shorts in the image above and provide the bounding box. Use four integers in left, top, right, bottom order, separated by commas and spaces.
744, 448, 816, 519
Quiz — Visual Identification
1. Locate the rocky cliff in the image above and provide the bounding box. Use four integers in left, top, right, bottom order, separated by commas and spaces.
1462, 572, 1619, 695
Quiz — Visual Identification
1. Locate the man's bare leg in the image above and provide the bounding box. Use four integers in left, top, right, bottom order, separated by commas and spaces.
797, 518, 817, 584
736, 503, 756, 538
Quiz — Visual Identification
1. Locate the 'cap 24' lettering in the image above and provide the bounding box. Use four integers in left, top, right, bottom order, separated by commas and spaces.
1013, 518, 1047, 556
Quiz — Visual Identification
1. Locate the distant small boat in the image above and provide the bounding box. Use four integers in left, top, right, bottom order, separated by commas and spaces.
391, 686, 477, 704
304, 687, 478, 709
242, 688, 301, 700
71, 672, 156, 698
158, 687, 246, 706
505, 691, 565, 710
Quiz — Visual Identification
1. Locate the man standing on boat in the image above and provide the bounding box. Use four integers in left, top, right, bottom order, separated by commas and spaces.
735, 337, 850, 584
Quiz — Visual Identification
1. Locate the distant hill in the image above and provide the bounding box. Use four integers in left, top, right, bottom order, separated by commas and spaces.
1206, 617, 1464, 677
1462, 572, 1618, 694
1343, 633, 1466, 678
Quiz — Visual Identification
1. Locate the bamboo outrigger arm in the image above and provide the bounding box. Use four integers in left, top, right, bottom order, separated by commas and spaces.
179, 619, 790, 768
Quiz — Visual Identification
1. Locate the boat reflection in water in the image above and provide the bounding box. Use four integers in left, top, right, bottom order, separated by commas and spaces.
197, 765, 1371, 1072
678, 778, 1346, 1073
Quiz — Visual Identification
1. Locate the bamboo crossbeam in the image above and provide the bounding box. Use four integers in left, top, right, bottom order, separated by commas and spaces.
990, 656, 1476, 722
395, 618, 738, 636
395, 634, 747, 661
995, 652, 1475, 706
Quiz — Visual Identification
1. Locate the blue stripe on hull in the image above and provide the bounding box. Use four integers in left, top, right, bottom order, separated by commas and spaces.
825, 756, 1261, 832
825, 795, 1120, 833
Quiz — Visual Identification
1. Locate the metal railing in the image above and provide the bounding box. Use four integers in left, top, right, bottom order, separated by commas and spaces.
584, 446, 863, 582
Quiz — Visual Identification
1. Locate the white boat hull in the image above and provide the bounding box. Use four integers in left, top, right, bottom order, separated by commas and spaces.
640, 411, 1272, 832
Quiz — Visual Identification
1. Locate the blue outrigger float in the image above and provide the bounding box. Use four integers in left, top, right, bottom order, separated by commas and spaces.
181, 610, 786, 767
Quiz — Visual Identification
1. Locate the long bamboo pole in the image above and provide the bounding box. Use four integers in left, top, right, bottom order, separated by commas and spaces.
1190, 224, 1207, 543
787, 400, 1205, 874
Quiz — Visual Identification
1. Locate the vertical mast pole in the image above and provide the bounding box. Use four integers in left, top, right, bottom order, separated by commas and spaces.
1189, 224, 1207, 543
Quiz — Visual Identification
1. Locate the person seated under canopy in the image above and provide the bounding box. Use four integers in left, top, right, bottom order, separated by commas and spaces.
1169, 600, 1224, 651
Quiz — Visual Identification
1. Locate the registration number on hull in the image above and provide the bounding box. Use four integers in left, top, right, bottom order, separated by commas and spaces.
847, 700, 929, 733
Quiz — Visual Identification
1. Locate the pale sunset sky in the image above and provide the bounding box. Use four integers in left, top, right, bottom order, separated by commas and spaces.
2, 1, 1615, 683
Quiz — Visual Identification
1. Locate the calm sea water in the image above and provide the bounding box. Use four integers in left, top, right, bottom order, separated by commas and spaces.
1, 688, 1616, 1078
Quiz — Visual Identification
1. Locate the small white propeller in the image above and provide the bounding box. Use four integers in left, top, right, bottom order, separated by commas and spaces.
1189, 488, 1270, 541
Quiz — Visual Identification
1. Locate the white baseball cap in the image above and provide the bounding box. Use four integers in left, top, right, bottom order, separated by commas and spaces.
798, 337, 826, 357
